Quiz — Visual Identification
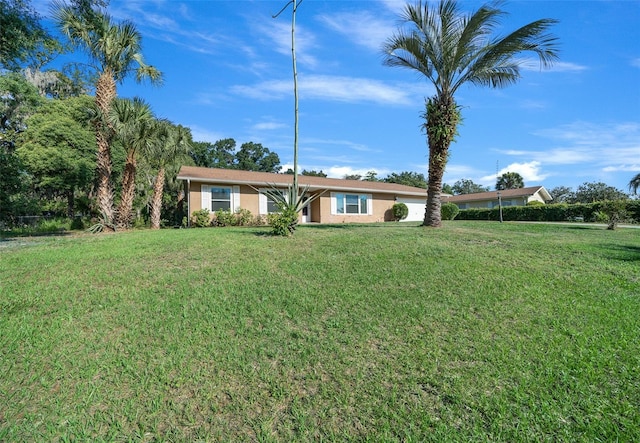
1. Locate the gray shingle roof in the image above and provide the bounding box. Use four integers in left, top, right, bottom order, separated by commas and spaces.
177, 166, 429, 197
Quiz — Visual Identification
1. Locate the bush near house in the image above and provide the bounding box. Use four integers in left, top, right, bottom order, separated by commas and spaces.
441, 202, 460, 220
391, 202, 409, 221
456, 201, 640, 224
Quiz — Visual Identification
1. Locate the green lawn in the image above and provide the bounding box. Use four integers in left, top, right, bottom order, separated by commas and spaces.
1, 222, 638, 441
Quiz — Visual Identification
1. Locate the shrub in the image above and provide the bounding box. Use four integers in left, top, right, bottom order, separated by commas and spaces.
191, 209, 211, 227
213, 209, 236, 227
526, 200, 544, 206
391, 203, 409, 221
268, 207, 298, 236
441, 202, 460, 220
70, 217, 85, 230
235, 208, 254, 226
597, 200, 628, 230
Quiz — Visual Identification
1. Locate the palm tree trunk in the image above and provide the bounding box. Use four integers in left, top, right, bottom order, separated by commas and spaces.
94, 71, 116, 226
150, 167, 165, 229
115, 152, 137, 229
423, 95, 460, 227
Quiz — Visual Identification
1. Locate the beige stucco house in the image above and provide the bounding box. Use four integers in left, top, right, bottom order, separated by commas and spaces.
177, 166, 430, 224
443, 186, 552, 209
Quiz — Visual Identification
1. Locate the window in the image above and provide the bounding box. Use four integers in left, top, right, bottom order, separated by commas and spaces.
201, 185, 239, 213
259, 189, 286, 214
211, 187, 231, 211
333, 193, 371, 215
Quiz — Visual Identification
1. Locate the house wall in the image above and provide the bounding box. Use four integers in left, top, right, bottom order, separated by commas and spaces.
189, 182, 408, 224
317, 192, 396, 223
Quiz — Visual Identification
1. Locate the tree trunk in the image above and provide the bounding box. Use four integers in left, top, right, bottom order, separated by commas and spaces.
115, 152, 137, 229
150, 167, 165, 229
67, 189, 74, 219
93, 71, 116, 227
423, 95, 460, 227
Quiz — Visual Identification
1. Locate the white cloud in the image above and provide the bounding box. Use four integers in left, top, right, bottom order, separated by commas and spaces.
252, 121, 287, 131
479, 161, 549, 184
325, 166, 388, 179
257, 20, 318, 69
519, 59, 588, 73
602, 164, 640, 173
317, 11, 394, 51
189, 125, 226, 143
377, 0, 407, 14
232, 75, 425, 106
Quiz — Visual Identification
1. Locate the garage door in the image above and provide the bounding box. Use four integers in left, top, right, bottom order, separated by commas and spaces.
396, 198, 425, 222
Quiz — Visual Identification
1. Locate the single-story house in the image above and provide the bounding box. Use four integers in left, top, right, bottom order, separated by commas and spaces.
177, 166, 430, 224
443, 186, 552, 209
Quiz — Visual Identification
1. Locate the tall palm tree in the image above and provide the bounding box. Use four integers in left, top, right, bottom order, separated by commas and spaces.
108, 97, 153, 229
496, 171, 525, 190
629, 173, 640, 195
146, 121, 191, 229
383, 0, 558, 227
53, 3, 162, 225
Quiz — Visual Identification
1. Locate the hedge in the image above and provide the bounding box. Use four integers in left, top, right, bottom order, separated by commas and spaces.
456, 200, 640, 223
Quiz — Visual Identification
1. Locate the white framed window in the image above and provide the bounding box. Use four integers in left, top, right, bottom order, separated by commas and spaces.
331, 193, 372, 215
211, 187, 231, 211
259, 189, 286, 214
201, 185, 240, 212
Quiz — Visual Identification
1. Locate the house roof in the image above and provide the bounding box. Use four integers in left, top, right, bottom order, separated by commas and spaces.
177, 166, 429, 197
443, 186, 552, 203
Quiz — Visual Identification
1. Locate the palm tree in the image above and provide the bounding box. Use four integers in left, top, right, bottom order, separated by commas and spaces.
108, 97, 153, 229
496, 171, 525, 190
629, 173, 640, 195
383, 0, 558, 227
53, 3, 162, 226
146, 121, 191, 229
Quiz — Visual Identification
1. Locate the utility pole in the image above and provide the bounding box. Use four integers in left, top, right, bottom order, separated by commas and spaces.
497, 161, 503, 223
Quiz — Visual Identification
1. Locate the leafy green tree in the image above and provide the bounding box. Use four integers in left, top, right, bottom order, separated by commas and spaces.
17, 95, 96, 217
0, 0, 54, 70
285, 168, 328, 177
0, 149, 30, 222
385, 171, 428, 189
383, 0, 558, 226
343, 174, 362, 181
54, 3, 162, 225
629, 173, 640, 195
190, 138, 235, 168
235, 141, 281, 173
363, 170, 380, 182
145, 121, 191, 229
548, 186, 572, 203
303, 169, 327, 177
0, 72, 41, 221
569, 182, 628, 203
452, 178, 489, 194
108, 97, 153, 228
1, 72, 42, 149
496, 172, 524, 190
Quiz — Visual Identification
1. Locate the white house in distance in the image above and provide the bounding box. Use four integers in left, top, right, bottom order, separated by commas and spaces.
443, 186, 552, 209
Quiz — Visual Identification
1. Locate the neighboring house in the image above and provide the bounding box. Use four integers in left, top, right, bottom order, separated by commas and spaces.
177, 166, 430, 224
443, 186, 552, 209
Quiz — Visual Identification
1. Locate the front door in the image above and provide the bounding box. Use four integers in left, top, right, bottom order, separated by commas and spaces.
301, 201, 310, 223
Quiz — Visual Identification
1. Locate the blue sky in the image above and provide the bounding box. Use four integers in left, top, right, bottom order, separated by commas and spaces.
38, 0, 640, 192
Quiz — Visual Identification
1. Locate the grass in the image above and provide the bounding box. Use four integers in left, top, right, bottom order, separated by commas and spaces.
1, 222, 638, 441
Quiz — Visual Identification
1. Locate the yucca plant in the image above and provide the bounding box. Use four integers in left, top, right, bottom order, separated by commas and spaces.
259, 184, 323, 236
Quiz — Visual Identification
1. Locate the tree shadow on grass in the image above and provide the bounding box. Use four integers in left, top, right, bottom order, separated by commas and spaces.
605, 244, 640, 262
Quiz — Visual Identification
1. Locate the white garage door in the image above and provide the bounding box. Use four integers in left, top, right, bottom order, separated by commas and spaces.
396, 198, 426, 222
